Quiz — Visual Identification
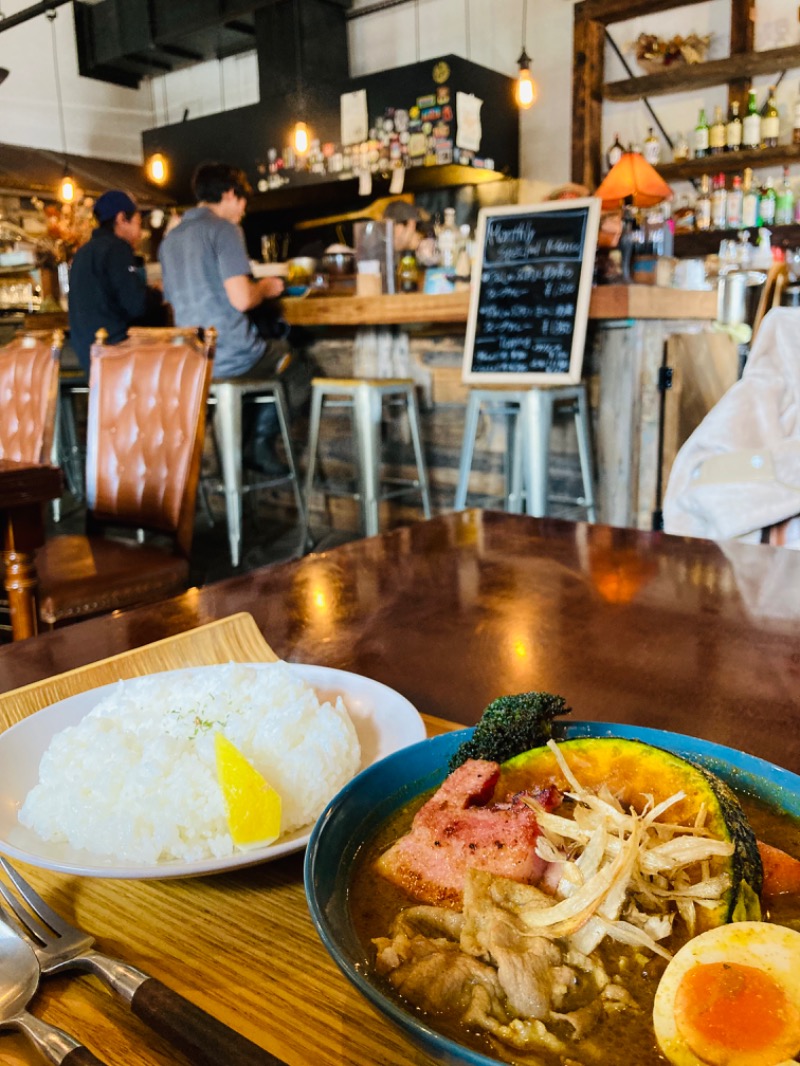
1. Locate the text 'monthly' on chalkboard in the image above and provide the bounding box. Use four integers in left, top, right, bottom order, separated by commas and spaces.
462, 198, 601, 385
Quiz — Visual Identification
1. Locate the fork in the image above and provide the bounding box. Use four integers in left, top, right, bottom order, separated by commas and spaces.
0, 858, 287, 1066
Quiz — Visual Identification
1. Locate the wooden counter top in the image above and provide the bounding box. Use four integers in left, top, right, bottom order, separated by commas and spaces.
281, 285, 718, 327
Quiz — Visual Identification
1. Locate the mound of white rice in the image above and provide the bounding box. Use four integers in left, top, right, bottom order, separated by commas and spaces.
19, 662, 361, 864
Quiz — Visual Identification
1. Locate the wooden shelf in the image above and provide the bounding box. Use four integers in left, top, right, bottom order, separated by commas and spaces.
605, 43, 800, 102
657, 143, 800, 181
674, 223, 800, 257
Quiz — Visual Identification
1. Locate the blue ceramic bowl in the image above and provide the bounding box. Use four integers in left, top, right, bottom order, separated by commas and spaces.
304, 723, 800, 1066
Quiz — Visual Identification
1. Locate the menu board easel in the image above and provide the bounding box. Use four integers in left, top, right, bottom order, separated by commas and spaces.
462, 198, 601, 385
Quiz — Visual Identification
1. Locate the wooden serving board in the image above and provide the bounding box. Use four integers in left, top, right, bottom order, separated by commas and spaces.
0, 613, 277, 731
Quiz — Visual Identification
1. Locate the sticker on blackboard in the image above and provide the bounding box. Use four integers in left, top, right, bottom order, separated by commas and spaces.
462, 199, 601, 385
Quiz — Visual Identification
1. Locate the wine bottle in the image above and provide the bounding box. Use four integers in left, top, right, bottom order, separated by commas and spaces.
759, 176, 777, 225
741, 169, 760, 229
643, 127, 661, 164
695, 174, 712, 231
694, 108, 710, 158
726, 101, 743, 152
606, 132, 625, 170
742, 90, 761, 150
726, 175, 743, 229
776, 166, 795, 225
761, 86, 780, 148
794, 87, 800, 146
710, 173, 727, 229
709, 106, 726, 154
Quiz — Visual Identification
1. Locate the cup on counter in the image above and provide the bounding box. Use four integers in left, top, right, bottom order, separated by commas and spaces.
356, 259, 382, 297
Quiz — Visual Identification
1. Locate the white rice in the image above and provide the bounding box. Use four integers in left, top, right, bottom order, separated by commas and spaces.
19, 662, 361, 864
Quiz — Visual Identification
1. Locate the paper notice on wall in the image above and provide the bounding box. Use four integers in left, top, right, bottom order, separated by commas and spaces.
456, 92, 483, 152
389, 167, 405, 194
341, 89, 368, 146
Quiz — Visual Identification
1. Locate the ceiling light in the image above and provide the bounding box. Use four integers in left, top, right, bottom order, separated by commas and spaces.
146, 152, 169, 185
515, 0, 537, 110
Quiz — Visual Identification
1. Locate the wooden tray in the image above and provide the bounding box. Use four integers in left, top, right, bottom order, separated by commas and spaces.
0, 613, 277, 731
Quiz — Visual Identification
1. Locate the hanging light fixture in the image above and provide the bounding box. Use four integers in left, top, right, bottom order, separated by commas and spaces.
290, 0, 311, 155
515, 0, 537, 110
146, 151, 169, 185
47, 9, 77, 203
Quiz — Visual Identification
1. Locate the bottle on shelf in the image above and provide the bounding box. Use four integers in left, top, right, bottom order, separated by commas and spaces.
673, 131, 690, 163
643, 127, 661, 165
741, 168, 760, 229
397, 252, 419, 293
695, 174, 712, 231
761, 86, 780, 149
743, 89, 761, 150
673, 197, 696, 233
436, 207, 459, 270
606, 132, 625, 170
726, 175, 743, 229
726, 101, 743, 153
709, 106, 726, 155
776, 166, 795, 225
710, 173, 728, 229
794, 86, 800, 146
694, 108, 710, 158
759, 176, 777, 226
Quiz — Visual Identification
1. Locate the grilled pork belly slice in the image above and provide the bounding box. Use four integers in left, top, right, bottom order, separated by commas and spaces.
375, 759, 556, 906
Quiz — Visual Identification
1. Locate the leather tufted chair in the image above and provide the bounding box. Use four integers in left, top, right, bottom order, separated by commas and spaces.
35, 328, 215, 628
0, 330, 63, 463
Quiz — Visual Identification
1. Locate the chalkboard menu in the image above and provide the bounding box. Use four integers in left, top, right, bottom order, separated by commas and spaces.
462, 199, 601, 385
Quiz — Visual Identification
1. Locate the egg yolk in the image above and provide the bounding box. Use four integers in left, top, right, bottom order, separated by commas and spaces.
674, 961, 800, 1066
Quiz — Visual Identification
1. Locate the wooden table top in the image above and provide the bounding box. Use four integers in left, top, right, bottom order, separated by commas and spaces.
1, 510, 800, 1064
280, 285, 718, 327
0, 459, 63, 510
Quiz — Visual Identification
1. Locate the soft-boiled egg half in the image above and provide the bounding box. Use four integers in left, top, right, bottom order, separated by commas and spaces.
653, 921, 800, 1066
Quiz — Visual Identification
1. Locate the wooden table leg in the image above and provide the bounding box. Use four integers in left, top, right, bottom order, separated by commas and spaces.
3, 547, 40, 640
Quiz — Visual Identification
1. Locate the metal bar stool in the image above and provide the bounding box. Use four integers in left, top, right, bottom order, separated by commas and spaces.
207, 378, 306, 567
454, 385, 596, 521
302, 377, 431, 541
51, 369, 88, 522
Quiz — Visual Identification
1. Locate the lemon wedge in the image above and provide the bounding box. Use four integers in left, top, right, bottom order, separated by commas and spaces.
215, 734, 282, 849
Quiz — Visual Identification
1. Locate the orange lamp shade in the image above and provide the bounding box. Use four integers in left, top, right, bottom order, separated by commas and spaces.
594, 151, 672, 210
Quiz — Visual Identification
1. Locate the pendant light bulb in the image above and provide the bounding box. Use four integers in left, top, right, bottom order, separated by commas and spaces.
293, 120, 310, 155
146, 152, 168, 185
59, 173, 76, 203
516, 50, 537, 110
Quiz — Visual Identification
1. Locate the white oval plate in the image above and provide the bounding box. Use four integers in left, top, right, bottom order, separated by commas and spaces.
0, 663, 426, 880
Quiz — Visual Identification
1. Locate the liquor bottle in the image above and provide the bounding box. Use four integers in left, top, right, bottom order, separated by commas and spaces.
742, 90, 761, 150
709, 106, 726, 154
437, 207, 459, 269
694, 108, 710, 158
776, 166, 795, 225
761, 86, 780, 148
759, 176, 777, 225
695, 174, 712, 231
643, 127, 661, 165
726, 175, 743, 228
397, 252, 419, 293
741, 168, 760, 228
606, 132, 625, 170
710, 173, 728, 229
726, 101, 743, 152
673, 131, 690, 162
794, 87, 800, 146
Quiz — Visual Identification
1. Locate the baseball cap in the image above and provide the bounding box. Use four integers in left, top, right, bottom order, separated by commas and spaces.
382, 200, 430, 224
94, 190, 139, 223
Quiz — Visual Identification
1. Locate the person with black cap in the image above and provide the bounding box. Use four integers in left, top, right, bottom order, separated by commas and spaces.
68, 190, 161, 372
382, 199, 427, 256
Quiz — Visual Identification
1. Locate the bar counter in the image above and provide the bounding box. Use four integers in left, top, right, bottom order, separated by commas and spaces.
280, 284, 718, 326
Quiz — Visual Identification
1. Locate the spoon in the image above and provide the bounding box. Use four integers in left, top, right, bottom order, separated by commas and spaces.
0, 920, 107, 1064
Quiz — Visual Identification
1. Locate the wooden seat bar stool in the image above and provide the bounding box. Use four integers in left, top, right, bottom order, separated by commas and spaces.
301, 376, 431, 541
454, 385, 596, 520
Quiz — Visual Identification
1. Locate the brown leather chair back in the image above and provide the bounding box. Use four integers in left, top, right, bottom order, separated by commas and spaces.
86, 329, 215, 558
0, 330, 63, 463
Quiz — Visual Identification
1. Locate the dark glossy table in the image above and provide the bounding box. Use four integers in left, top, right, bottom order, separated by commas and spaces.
2, 509, 800, 774
0, 458, 62, 641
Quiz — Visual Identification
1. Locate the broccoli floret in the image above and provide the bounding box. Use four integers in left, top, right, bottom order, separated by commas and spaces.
449, 692, 571, 771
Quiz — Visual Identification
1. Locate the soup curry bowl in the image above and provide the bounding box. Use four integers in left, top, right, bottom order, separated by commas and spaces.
304, 723, 800, 1066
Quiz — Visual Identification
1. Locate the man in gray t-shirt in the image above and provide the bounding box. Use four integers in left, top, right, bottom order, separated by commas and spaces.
160, 163, 301, 475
